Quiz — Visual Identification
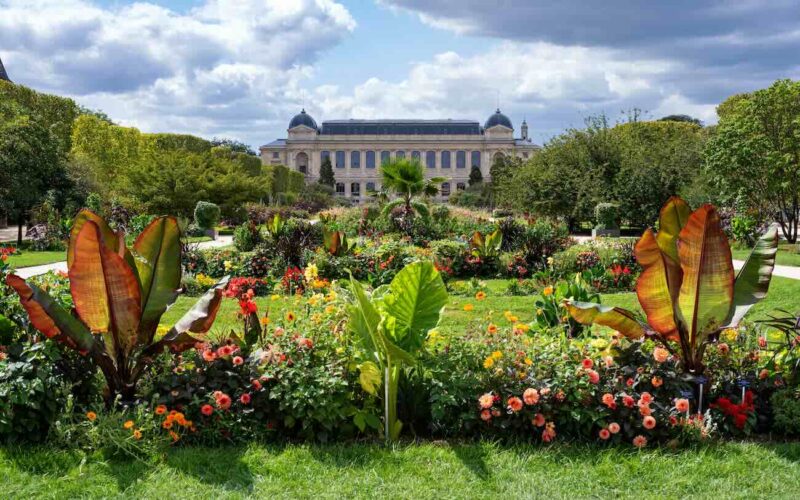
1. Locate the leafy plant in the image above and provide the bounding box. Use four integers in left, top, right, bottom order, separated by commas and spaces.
470, 229, 503, 259
193, 201, 221, 230
566, 197, 778, 375
323, 228, 354, 257
346, 261, 448, 442
5, 209, 227, 403
533, 274, 600, 337
379, 158, 446, 218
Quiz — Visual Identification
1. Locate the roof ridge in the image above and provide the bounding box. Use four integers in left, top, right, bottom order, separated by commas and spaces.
0, 56, 10, 82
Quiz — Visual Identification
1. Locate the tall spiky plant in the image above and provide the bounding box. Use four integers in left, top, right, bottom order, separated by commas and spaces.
379, 158, 446, 218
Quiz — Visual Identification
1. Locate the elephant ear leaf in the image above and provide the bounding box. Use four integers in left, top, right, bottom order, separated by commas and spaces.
725, 226, 778, 327
565, 300, 646, 339
5, 274, 96, 354
634, 229, 680, 340
68, 209, 139, 282
151, 277, 228, 353
133, 216, 182, 342
656, 196, 691, 263
69, 220, 142, 357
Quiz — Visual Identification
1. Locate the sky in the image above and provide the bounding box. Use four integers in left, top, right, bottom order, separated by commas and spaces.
1, 0, 799, 149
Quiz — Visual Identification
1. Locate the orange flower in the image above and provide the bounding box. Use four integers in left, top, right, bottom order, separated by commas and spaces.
463, 303, 474, 312
478, 393, 494, 409
675, 398, 690, 413
480, 409, 492, 421
643, 415, 657, 430
608, 422, 620, 434
123, 420, 134, 430
162, 420, 173, 429
523, 388, 540, 406
260, 316, 271, 326
543, 286, 554, 296
202, 350, 216, 362
285, 311, 296, 322
599, 428, 610, 440
169, 430, 180, 442
155, 405, 167, 415
487, 324, 498, 334
759, 369, 769, 380
601, 393, 616, 409
632, 435, 647, 448
86, 411, 97, 422
651, 376, 663, 388
475, 291, 486, 301
507, 397, 523, 412
639, 404, 652, 416
133, 429, 142, 440
532, 413, 546, 427
639, 392, 653, 404
653, 347, 669, 363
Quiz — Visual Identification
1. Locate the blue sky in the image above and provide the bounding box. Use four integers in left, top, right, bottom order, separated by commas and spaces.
2, 0, 799, 148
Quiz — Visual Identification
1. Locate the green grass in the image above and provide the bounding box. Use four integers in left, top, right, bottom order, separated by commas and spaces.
2, 441, 800, 498
183, 236, 213, 244
732, 241, 800, 267
5, 250, 66, 268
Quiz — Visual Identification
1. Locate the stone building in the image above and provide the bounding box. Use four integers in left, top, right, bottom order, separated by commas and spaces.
260, 108, 539, 202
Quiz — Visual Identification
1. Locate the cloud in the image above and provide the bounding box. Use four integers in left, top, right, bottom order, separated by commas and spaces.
0, 0, 355, 146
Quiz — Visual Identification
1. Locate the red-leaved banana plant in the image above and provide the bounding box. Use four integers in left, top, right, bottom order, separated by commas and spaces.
6, 209, 227, 402
566, 197, 778, 375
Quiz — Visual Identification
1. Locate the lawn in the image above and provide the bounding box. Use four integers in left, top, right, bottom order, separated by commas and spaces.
161, 276, 800, 340
732, 241, 800, 267
5, 250, 66, 268
2, 441, 800, 498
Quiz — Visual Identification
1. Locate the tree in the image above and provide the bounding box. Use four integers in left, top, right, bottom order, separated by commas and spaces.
0, 110, 64, 244
468, 165, 483, 186
379, 158, 445, 217
705, 79, 800, 242
318, 156, 335, 187
210, 137, 255, 155
659, 114, 702, 126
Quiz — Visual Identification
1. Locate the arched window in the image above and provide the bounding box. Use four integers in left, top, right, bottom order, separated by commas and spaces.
335, 183, 345, 195
366, 150, 376, 169
456, 182, 466, 192
351, 151, 361, 168
441, 151, 451, 168
335, 151, 345, 169
396, 150, 406, 159
381, 151, 391, 165
471, 151, 481, 168
321, 151, 330, 163
441, 182, 451, 196
426, 151, 436, 169
296, 152, 309, 174
366, 182, 376, 193
411, 151, 421, 161
456, 150, 466, 169
350, 182, 360, 197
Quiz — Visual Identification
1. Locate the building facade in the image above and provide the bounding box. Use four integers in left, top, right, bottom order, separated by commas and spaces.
260, 108, 539, 202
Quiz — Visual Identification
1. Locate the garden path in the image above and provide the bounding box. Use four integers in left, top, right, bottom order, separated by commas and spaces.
12, 236, 233, 279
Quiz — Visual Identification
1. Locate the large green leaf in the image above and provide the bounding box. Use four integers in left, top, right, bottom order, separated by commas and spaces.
133, 216, 182, 342
725, 226, 778, 327
565, 300, 646, 339
656, 196, 692, 263
346, 275, 382, 362
380, 261, 448, 352
634, 229, 679, 340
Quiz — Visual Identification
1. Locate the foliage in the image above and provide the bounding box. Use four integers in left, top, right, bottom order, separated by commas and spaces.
594, 203, 619, 229
193, 201, 221, 230
468, 165, 483, 186
322, 228, 354, 256
5, 210, 227, 402
233, 221, 262, 252
318, 156, 335, 187
770, 388, 800, 436
379, 158, 445, 219
705, 79, 800, 242
533, 274, 600, 337
567, 197, 778, 375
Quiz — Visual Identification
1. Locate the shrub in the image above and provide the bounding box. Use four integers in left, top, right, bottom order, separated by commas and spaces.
234, 221, 262, 251
194, 201, 221, 230
771, 388, 800, 436
594, 203, 619, 229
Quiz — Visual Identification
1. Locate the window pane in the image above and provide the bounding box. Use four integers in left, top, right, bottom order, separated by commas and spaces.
441, 151, 451, 168
441, 182, 451, 196
381, 151, 391, 165
411, 151, 421, 161
335, 151, 345, 169
321, 151, 330, 162
335, 182, 345, 194
351, 150, 360, 168
456, 150, 466, 169
471, 151, 481, 167
350, 182, 360, 197
366, 150, 376, 168
457, 182, 466, 192
396, 151, 405, 159
366, 182, 375, 192
426, 151, 435, 168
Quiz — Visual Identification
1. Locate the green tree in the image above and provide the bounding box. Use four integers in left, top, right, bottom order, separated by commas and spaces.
468, 164, 483, 186
705, 79, 800, 242
379, 158, 445, 217
318, 156, 335, 187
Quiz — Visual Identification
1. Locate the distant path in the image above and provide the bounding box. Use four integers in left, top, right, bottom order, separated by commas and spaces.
13, 236, 233, 279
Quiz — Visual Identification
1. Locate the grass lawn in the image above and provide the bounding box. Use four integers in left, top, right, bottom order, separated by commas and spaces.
162, 276, 800, 340
2, 441, 800, 498
5, 250, 66, 268
732, 241, 800, 267
183, 236, 213, 244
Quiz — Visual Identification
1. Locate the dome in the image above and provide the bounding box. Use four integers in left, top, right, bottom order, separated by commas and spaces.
289, 109, 318, 130
484, 108, 513, 130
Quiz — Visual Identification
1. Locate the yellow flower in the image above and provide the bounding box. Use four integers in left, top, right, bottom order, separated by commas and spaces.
514, 323, 530, 333
312, 279, 326, 289
524, 357, 533, 366
325, 305, 336, 314
285, 311, 296, 322
722, 328, 738, 342
326, 291, 338, 302
133, 429, 142, 440
260, 316, 270, 326
304, 263, 319, 283
475, 291, 487, 301
156, 325, 169, 337
483, 356, 495, 369
271, 294, 281, 301
547, 256, 554, 266
123, 420, 134, 430
463, 303, 474, 312
491, 350, 503, 360
223, 260, 233, 272
543, 286, 554, 296
536, 308, 543, 316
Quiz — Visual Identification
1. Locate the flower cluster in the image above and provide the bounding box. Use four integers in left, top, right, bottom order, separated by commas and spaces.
711, 390, 755, 430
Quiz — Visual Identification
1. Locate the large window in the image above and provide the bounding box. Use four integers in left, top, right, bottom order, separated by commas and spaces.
350, 182, 360, 197
396, 150, 405, 159
335, 151, 345, 169
471, 151, 481, 168
272, 152, 279, 159
441, 151, 451, 168
426, 151, 436, 169
351, 150, 361, 168
335, 182, 345, 195
381, 151, 391, 165
366, 150, 376, 169
456, 150, 466, 169
321, 150, 330, 163
441, 182, 451, 196
366, 181, 376, 193
411, 151, 421, 161
456, 182, 466, 192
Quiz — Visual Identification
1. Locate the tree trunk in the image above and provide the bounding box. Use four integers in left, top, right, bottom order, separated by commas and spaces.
17, 212, 24, 246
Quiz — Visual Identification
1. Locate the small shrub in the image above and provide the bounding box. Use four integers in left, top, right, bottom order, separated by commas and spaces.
194, 201, 221, 230
771, 388, 800, 436
594, 203, 619, 229
234, 221, 262, 251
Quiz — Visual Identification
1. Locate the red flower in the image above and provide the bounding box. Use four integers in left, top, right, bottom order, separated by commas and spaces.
239, 299, 257, 315
201, 404, 214, 416
240, 393, 251, 405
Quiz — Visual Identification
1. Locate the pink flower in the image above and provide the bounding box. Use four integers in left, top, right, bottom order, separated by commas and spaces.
523, 388, 540, 406
478, 393, 494, 409
215, 393, 232, 410
633, 435, 647, 448
581, 358, 594, 369
240, 393, 251, 405
653, 347, 669, 363
201, 404, 213, 416
507, 397, 524, 412
608, 422, 620, 434
252, 379, 262, 391
643, 415, 656, 430
202, 350, 216, 362
480, 409, 492, 421
586, 369, 600, 384
601, 393, 616, 409
232, 356, 244, 366
599, 428, 611, 440
623, 395, 635, 408
532, 413, 546, 427
675, 398, 690, 413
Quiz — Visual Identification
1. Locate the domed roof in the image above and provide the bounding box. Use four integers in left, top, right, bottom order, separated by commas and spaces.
289, 109, 318, 130
484, 108, 513, 130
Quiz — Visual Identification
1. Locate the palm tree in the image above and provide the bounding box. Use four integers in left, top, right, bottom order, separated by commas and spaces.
379, 158, 446, 217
